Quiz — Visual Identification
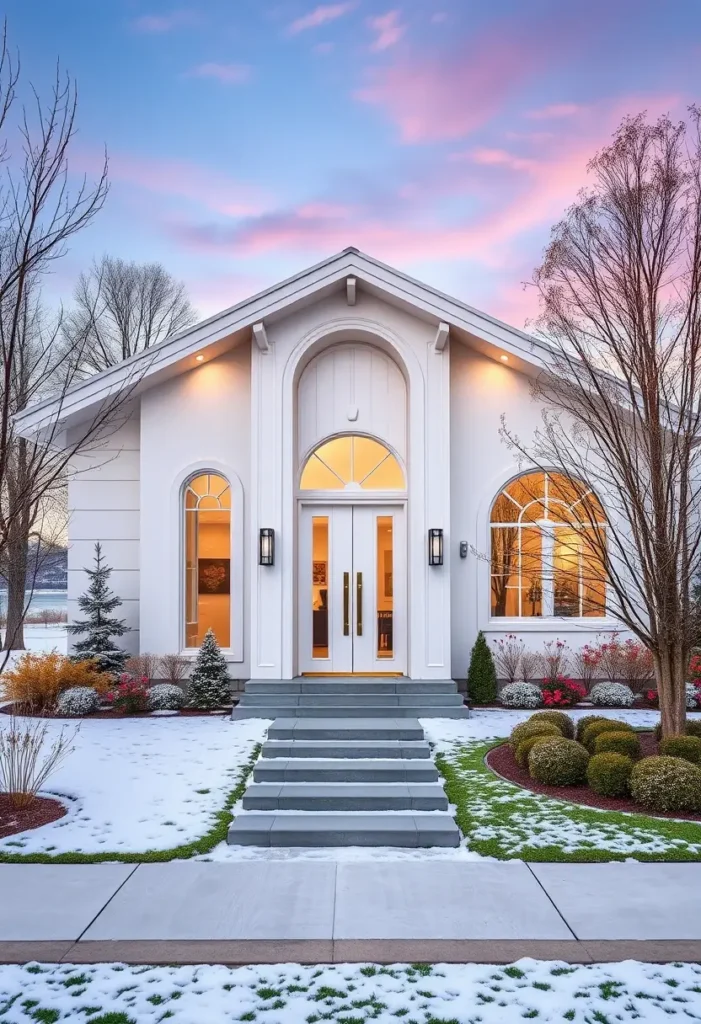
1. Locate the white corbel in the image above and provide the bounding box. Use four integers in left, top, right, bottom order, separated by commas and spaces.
252, 322, 269, 353
346, 276, 357, 306
433, 322, 449, 353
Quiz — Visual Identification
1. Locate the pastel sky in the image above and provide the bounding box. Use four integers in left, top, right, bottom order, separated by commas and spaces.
7, 0, 701, 326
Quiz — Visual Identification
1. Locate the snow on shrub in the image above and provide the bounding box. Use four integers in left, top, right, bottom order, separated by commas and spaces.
588, 682, 634, 708
528, 737, 590, 786
499, 681, 542, 709
147, 683, 186, 712
514, 735, 552, 769
630, 756, 701, 813
686, 682, 701, 709
55, 686, 101, 717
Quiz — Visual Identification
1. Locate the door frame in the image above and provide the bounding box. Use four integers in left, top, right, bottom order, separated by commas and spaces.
296, 494, 408, 676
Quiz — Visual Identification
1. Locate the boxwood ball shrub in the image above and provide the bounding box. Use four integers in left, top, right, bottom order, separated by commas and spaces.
658, 734, 701, 765
686, 720, 701, 739
509, 719, 562, 750
581, 718, 633, 752
588, 682, 635, 708
630, 756, 701, 813
593, 730, 641, 759
529, 710, 575, 739
147, 683, 186, 711
528, 738, 590, 786
587, 752, 634, 797
515, 735, 553, 769
499, 681, 543, 709
575, 714, 609, 742
55, 685, 101, 717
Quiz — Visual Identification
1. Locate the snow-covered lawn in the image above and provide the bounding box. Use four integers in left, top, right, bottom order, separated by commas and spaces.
0, 715, 268, 857
2, 959, 701, 1023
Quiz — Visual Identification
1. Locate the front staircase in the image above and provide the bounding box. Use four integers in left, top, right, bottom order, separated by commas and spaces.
228, 716, 463, 848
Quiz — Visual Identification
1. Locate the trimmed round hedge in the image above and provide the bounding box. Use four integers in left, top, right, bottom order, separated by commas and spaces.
654, 719, 701, 742
630, 756, 701, 813
575, 715, 609, 742
514, 734, 553, 769
55, 686, 101, 717
528, 737, 590, 786
509, 719, 562, 750
499, 681, 543, 709
147, 683, 186, 711
588, 682, 635, 708
592, 730, 641, 759
587, 752, 634, 797
529, 710, 575, 739
581, 718, 633, 752
658, 734, 701, 765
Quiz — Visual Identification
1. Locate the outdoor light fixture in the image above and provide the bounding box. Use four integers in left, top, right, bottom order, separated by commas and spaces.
195, 353, 204, 362
259, 528, 275, 566
428, 528, 443, 566
500, 354, 509, 362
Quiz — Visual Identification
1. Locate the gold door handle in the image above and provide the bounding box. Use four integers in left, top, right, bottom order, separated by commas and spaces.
356, 572, 363, 636
343, 572, 349, 636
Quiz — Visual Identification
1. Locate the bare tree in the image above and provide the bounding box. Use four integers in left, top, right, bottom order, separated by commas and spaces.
63, 256, 196, 375
503, 109, 701, 737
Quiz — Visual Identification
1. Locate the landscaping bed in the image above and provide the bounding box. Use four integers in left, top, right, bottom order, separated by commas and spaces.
0, 794, 67, 839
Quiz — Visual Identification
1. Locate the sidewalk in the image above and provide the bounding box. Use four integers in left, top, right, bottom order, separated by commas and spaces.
2, 861, 701, 964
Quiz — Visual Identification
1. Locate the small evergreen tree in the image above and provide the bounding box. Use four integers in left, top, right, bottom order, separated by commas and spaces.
187, 627, 231, 708
67, 543, 129, 673
467, 630, 497, 704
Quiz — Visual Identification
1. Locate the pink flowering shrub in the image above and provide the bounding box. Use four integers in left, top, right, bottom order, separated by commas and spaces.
541, 676, 587, 707
106, 675, 149, 714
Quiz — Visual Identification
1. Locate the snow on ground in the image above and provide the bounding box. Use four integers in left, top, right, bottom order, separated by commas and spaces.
0, 715, 268, 856
2, 959, 701, 1023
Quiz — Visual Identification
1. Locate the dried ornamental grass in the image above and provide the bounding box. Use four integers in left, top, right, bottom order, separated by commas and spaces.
1, 652, 108, 711
0, 716, 76, 809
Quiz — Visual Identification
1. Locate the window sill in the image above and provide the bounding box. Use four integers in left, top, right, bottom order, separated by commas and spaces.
180, 649, 243, 663
483, 618, 622, 633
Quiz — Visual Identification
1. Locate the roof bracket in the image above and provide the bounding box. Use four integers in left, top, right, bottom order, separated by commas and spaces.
346, 276, 357, 306
252, 322, 269, 353
433, 322, 449, 353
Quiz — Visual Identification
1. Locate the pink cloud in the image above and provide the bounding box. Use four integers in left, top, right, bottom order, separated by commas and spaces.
131, 9, 197, 33
188, 63, 251, 84
455, 147, 537, 172
527, 102, 584, 120
367, 10, 405, 52
288, 3, 354, 34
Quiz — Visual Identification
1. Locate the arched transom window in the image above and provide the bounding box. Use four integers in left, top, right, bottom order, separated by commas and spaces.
490, 471, 606, 619
300, 435, 405, 490
185, 473, 231, 647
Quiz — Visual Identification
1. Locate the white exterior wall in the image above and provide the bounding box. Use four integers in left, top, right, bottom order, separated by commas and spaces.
450, 343, 626, 679
138, 345, 251, 674
67, 413, 141, 655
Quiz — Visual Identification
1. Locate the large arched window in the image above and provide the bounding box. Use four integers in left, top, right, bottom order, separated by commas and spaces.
184, 473, 231, 647
490, 471, 606, 619
300, 435, 405, 490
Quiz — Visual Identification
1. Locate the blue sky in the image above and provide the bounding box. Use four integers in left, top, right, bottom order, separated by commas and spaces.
6, 0, 701, 323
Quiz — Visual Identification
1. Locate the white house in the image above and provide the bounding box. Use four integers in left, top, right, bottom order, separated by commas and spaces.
15, 248, 623, 682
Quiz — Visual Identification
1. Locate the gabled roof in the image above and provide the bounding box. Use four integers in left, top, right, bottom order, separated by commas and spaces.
15, 247, 549, 436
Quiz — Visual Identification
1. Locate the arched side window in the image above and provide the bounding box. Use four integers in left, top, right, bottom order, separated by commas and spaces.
184, 472, 231, 647
490, 471, 606, 619
300, 435, 405, 490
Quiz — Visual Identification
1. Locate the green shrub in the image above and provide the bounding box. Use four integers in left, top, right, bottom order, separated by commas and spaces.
587, 752, 634, 797
659, 735, 701, 765
581, 718, 633, 752
593, 730, 641, 759
529, 710, 575, 739
509, 719, 562, 750
653, 720, 701, 742
514, 735, 553, 769
575, 714, 609, 742
528, 738, 590, 786
467, 631, 497, 704
630, 756, 701, 813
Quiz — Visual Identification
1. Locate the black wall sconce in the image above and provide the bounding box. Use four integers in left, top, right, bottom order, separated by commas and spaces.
428, 528, 443, 566
259, 528, 275, 566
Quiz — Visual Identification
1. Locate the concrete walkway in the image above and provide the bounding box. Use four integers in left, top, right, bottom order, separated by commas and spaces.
2, 861, 701, 964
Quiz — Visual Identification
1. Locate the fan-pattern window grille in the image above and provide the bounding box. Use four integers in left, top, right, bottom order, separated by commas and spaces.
300, 436, 405, 490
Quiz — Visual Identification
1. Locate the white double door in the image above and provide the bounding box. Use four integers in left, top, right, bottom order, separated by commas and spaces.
299, 504, 406, 674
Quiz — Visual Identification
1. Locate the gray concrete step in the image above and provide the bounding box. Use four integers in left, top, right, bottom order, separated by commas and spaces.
261, 739, 431, 758
245, 679, 458, 694
239, 692, 463, 706
253, 758, 439, 783
232, 704, 468, 719
227, 812, 461, 847
242, 782, 449, 811
267, 718, 425, 741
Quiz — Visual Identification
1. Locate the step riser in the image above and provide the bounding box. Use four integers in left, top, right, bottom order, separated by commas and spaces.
254, 768, 439, 783
227, 815, 461, 848
242, 795, 448, 811
261, 741, 431, 758
267, 722, 425, 740
233, 705, 468, 719
245, 682, 458, 694
239, 694, 463, 707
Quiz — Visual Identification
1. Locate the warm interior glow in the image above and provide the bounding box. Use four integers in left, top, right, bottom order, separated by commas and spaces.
500, 354, 509, 362
300, 435, 405, 490
185, 473, 231, 647
195, 354, 204, 362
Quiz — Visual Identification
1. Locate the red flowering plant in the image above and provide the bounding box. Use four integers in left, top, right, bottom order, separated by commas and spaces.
106, 675, 149, 714
643, 688, 660, 708
541, 676, 587, 707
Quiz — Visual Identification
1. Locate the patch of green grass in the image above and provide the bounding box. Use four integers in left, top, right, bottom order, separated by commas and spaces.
435, 741, 701, 862
410, 964, 433, 977
63, 974, 91, 988
239, 1011, 256, 1021
31, 1010, 60, 1024
256, 987, 282, 999
287, 985, 309, 993
313, 987, 348, 1001
503, 967, 525, 979
0, 745, 260, 863
87, 1015, 135, 1024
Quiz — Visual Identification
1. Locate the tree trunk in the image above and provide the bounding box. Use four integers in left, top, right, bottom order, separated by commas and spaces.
656, 644, 688, 737
2, 524, 28, 651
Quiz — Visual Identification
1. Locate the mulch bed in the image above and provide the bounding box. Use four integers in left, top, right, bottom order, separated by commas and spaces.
0, 703, 233, 720
486, 733, 701, 822
0, 793, 67, 839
